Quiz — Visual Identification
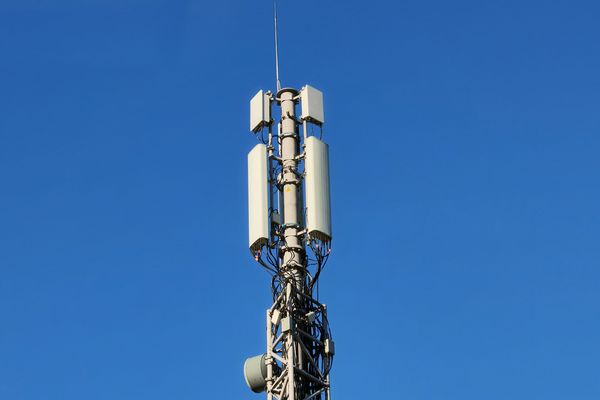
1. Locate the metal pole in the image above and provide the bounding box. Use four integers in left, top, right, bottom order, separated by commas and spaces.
278, 88, 303, 400
266, 310, 274, 400
279, 88, 302, 275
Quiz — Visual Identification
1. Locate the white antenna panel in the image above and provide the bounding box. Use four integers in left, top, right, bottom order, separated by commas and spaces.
304, 136, 331, 241
300, 85, 324, 124
250, 90, 271, 132
248, 144, 269, 251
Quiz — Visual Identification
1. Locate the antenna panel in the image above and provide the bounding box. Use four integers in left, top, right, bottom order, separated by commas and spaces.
250, 90, 271, 132
300, 85, 324, 124
248, 144, 269, 251
304, 136, 332, 241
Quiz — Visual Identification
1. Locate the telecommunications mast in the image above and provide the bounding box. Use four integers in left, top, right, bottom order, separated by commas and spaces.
243, 3, 334, 400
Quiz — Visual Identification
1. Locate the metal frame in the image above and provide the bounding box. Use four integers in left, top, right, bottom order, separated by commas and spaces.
265, 284, 332, 400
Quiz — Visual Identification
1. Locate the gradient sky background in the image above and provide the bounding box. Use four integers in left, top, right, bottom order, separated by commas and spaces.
1, 1, 599, 399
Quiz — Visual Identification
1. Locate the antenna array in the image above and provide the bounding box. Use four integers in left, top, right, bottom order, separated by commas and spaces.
244, 86, 333, 400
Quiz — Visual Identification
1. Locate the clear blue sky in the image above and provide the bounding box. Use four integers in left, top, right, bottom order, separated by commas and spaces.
1, 1, 599, 399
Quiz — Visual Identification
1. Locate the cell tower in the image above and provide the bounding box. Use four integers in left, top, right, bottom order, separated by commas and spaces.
242, 5, 334, 400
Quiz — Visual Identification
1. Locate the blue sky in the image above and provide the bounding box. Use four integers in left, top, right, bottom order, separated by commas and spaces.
1, 1, 599, 399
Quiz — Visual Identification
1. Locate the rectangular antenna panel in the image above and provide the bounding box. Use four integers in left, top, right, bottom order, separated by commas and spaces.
248, 144, 269, 251
250, 90, 271, 132
300, 85, 324, 124
304, 136, 332, 241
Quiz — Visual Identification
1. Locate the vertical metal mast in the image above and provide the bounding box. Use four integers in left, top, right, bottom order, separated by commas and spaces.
244, 4, 333, 400
280, 87, 302, 399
